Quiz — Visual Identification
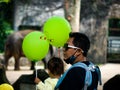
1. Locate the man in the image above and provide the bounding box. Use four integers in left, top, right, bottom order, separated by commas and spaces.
55, 32, 101, 90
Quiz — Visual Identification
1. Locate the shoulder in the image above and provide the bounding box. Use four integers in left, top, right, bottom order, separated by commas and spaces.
67, 61, 94, 75
66, 65, 86, 79
45, 77, 58, 84
45, 77, 58, 82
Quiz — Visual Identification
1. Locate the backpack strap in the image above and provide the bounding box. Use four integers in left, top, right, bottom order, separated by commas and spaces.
96, 66, 102, 85
75, 62, 93, 90
88, 62, 102, 85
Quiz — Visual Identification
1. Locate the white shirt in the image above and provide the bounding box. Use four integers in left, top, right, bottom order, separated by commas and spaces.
37, 77, 58, 90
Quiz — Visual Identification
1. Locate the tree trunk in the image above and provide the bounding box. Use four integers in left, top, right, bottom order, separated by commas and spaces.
64, 0, 81, 32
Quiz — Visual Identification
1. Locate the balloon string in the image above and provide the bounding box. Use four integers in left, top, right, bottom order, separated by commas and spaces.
35, 62, 38, 78
35, 62, 38, 90
58, 48, 60, 57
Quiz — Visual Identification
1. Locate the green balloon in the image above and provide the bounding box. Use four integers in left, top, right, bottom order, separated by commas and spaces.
22, 31, 49, 62
43, 16, 71, 48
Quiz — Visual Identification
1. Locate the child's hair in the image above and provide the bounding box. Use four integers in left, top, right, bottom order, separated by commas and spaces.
48, 57, 64, 76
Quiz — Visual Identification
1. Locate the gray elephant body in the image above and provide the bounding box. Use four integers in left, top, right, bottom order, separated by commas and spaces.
4, 30, 52, 70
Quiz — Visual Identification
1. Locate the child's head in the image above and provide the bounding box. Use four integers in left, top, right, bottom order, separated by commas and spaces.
48, 57, 64, 76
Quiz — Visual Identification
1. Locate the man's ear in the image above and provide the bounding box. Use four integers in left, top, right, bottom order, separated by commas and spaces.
77, 48, 83, 53
75, 49, 81, 56
76, 48, 83, 55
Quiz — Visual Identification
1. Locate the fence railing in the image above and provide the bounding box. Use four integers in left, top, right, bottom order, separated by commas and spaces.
107, 37, 120, 53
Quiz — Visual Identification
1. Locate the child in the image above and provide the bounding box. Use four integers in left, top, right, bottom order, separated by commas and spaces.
34, 56, 64, 90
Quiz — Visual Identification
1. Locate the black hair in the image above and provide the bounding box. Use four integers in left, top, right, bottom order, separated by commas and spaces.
48, 57, 64, 76
69, 32, 90, 57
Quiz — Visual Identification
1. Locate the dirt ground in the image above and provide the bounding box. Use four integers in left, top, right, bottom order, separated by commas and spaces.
6, 63, 120, 90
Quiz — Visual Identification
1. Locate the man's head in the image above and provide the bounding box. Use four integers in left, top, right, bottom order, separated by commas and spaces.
63, 32, 90, 64
69, 32, 90, 57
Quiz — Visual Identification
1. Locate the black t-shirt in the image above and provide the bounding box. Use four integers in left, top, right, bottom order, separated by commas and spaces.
58, 61, 99, 90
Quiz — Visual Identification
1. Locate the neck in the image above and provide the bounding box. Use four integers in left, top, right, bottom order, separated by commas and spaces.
49, 73, 60, 79
74, 56, 86, 64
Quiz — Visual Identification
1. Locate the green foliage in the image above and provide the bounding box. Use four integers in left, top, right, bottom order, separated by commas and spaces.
0, 1, 13, 53
0, 20, 13, 53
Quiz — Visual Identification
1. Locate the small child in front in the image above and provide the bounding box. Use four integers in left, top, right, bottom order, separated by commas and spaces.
34, 56, 64, 90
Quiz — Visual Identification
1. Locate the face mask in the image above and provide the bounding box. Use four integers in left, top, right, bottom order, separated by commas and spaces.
64, 55, 76, 64
64, 50, 78, 64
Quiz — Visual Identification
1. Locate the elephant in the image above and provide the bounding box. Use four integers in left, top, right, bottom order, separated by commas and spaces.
4, 30, 53, 70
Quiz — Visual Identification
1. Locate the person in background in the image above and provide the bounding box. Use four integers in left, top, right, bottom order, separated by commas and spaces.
55, 32, 102, 90
34, 56, 64, 90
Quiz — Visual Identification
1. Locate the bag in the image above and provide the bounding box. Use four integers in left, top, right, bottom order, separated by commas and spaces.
78, 62, 102, 90
55, 62, 102, 90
